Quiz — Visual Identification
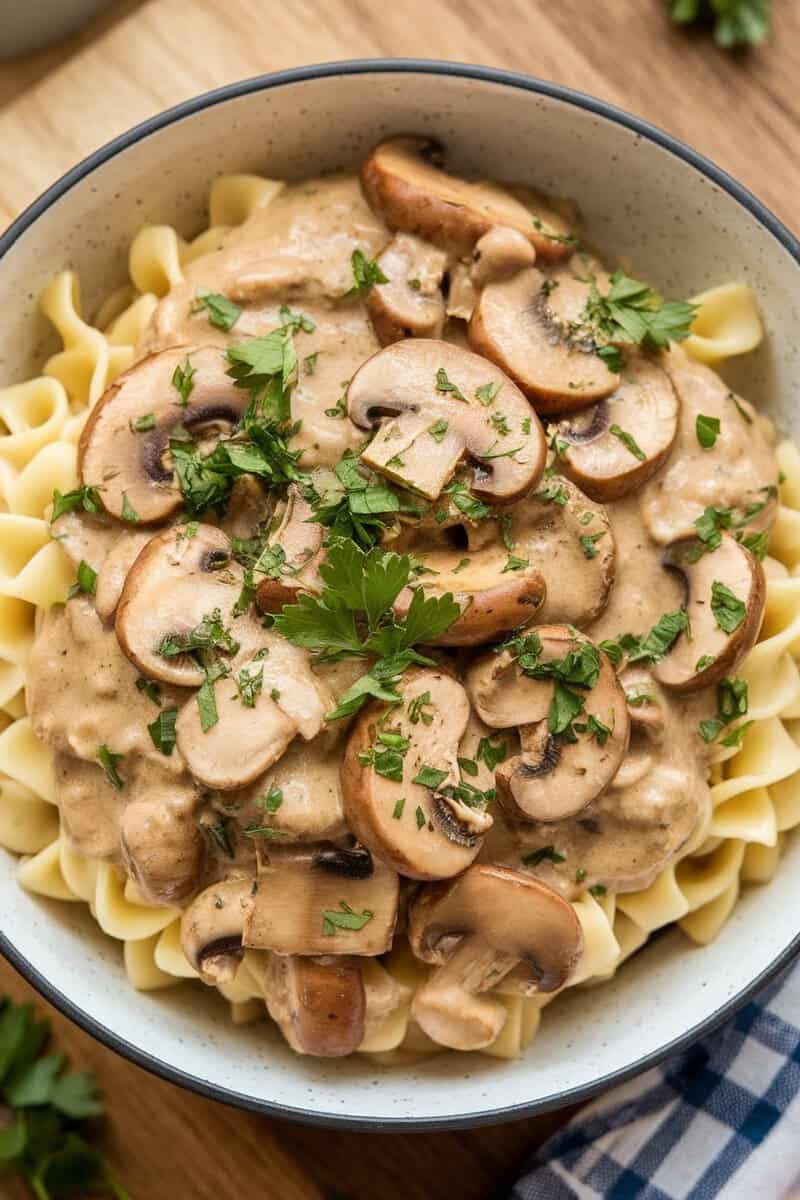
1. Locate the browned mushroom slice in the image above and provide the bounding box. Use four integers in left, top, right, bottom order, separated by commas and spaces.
175, 632, 333, 790
360, 136, 574, 259
242, 842, 398, 956
342, 669, 490, 880
466, 626, 629, 823
263, 954, 367, 1057
653, 532, 765, 693
367, 233, 447, 345
470, 226, 538, 288
389, 510, 545, 645
347, 339, 546, 502
408, 864, 582, 1050
79, 346, 247, 524
255, 485, 325, 614
119, 775, 204, 906
509, 477, 615, 626
180, 876, 255, 984
94, 531, 153, 621
553, 356, 679, 501
469, 267, 620, 414
115, 523, 240, 687
233, 737, 348, 844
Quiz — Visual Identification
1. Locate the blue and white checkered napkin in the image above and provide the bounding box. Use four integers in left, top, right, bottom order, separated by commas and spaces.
511, 963, 800, 1200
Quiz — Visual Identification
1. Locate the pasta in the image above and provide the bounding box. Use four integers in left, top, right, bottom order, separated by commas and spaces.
3, 150, 800, 1066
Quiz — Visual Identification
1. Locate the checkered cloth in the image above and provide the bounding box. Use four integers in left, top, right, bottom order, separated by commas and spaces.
511, 964, 800, 1200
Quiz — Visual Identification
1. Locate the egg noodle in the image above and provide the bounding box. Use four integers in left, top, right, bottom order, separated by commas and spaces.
1, 174, 799, 1060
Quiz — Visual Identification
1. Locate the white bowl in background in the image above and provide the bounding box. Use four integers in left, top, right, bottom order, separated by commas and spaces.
1, 61, 799, 1130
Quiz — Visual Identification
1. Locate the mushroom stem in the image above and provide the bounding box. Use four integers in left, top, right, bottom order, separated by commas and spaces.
411, 936, 517, 1050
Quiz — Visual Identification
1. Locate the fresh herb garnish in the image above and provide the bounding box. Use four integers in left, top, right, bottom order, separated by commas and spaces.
256, 784, 283, 813
580, 531, 605, 559
130, 413, 156, 432
322, 901, 374, 935
192, 289, 241, 331
435, 367, 467, 403
51, 484, 103, 522
120, 493, 139, 523
521, 845, 566, 867
476, 381, 501, 406
584, 269, 697, 355
97, 745, 124, 790
147, 707, 178, 756
172, 357, 196, 406
413, 764, 450, 790
344, 249, 388, 298
476, 736, 508, 771
710, 580, 746, 633
68, 559, 97, 599
609, 424, 646, 462
502, 554, 529, 573
534, 480, 570, 507
429, 419, 449, 443
670, 0, 771, 48
236, 665, 264, 708
135, 676, 162, 705
699, 676, 748, 743
158, 609, 239, 659
442, 480, 491, 521
696, 413, 721, 449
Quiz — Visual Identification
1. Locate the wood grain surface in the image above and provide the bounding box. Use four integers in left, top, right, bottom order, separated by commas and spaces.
1, 2, 798, 1197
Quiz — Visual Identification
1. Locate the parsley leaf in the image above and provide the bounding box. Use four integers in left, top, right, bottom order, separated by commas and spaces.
670, 0, 771, 48
322, 901, 374, 935
476, 381, 502, 406
696, 413, 721, 449
97, 745, 124, 790
51, 485, 103, 522
699, 676, 748, 743
429, 419, 449, 443
580, 531, 605, 559
130, 413, 156, 432
476, 736, 508, 771
68, 560, 97, 599
711, 580, 746, 633
521, 845, 566, 867
344, 249, 388, 298
172, 357, 196, 406
584, 269, 696, 357
147, 708, 177, 756
192, 289, 241, 330
609, 424, 646, 462
435, 367, 467, 403
158, 609, 239, 659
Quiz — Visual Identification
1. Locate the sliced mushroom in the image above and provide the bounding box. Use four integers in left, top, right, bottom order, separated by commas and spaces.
653, 532, 765, 692
360, 136, 574, 259
95, 531, 153, 621
408, 864, 582, 1050
180, 876, 254, 984
116, 523, 240, 687
469, 267, 620, 413
612, 667, 666, 789
120, 776, 204, 906
242, 842, 398, 956
79, 346, 247, 523
232, 736, 348, 843
263, 954, 366, 1057
367, 233, 447, 345
470, 226, 538, 288
347, 339, 545, 502
389, 509, 545, 645
342, 668, 490, 880
509, 477, 615, 626
255, 485, 325, 614
219, 475, 272, 542
467, 626, 629, 822
553, 356, 679, 501
174, 632, 333, 789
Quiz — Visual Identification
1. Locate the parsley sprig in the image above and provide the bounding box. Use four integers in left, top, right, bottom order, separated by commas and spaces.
583, 270, 696, 364
670, 0, 771, 48
272, 540, 460, 720
502, 632, 602, 739
0, 996, 128, 1199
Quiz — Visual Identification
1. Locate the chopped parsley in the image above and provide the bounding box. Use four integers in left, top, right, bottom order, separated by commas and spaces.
408, 691, 435, 726
120, 493, 139, 523
51, 484, 103, 522
135, 676, 162, 705
413, 764, 450, 790
476, 736, 508, 771
442, 480, 491, 521
696, 413, 721, 449
158, 609, 239, 659
172, 357, 196, 405
583, 269, 697, 355
147, 707, 178, 756
344, 249, 388, 298
130, 413, 156, 432
534, 479, 570, 507
476, 381, 502, 406
699, 676, 748, 743
257, 785, 284, 813
236, 665, 264, 708
502, 554, 529, 573
609, 424, 646, 462
322, 901, 374, 935
429, 419, 449, 443
68, 559, 97, 599
580, 531, 605, 559
192, 289, 241, 331
392, 797, 406, 820
710, 580, 746, 633
435, 366, 467, 403
97, 744, 124, 790
521, 846, 566, 867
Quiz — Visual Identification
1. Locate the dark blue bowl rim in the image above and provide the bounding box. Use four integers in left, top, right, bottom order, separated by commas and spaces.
2, 58, 799, 1133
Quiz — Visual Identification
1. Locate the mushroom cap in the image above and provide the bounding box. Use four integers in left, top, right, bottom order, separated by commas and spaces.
389, 511, 546, 646
342, 668, 488, 880
255, 485, 325, 615
466, 627, 630, 823
79, 346, 247, 524
469, 267, 620, 413
367, 233, 447, 345
653, 532, 766, 692
232, 736, 348, 844
347, 338, 546, 503
120, 783, 205, 906
243, 843, 399, 956
94, 531, 153, 621
470, 226, 538, 288
180, 876, 254, 984
115, 523, 240, 687
264, 954, 366, 1057
360, 136, 574, 258
510, 477, 615, 627
409, 864, 583, 993
175, 632, 333, 790
555, 356, 680, 501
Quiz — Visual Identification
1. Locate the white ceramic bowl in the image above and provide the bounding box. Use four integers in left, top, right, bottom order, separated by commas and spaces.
2, 61, 800, 1130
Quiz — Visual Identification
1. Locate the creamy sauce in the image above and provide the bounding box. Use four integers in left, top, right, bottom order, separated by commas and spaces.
27, 159, 781, 1051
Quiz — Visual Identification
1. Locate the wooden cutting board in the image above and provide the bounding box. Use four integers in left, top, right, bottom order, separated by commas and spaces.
1, 3, 799, 1197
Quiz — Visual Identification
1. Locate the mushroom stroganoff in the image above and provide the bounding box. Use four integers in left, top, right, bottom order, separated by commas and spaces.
4, 136, 800, 1062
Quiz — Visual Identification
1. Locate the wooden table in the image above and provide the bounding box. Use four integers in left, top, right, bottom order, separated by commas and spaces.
1, 2, 799, 1196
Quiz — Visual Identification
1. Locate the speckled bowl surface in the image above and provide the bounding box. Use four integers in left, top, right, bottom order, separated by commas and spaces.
1, 61, 799, 1130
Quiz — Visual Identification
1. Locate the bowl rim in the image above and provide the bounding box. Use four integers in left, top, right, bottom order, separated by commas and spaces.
2, 57, 800, 1132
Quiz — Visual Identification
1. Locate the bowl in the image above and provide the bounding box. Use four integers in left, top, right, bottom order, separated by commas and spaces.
2, 60, 800, 1130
